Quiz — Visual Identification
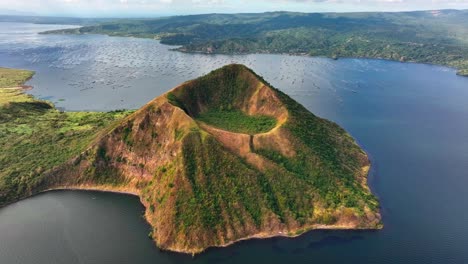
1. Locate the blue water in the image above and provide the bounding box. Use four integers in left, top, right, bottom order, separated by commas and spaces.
1, 22, 468, 263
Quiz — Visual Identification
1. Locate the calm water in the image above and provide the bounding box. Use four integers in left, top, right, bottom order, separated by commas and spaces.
1, 22, 468, 263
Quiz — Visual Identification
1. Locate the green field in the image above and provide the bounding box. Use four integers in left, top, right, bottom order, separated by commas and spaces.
196, 110, 277, 134
0, 67, 35, 88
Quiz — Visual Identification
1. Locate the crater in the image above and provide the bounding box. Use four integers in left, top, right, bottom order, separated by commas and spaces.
195, 110, 277, 135
165, 64, 288, 136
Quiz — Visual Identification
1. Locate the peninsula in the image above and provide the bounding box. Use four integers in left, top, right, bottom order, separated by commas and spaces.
0, 65, 381, 254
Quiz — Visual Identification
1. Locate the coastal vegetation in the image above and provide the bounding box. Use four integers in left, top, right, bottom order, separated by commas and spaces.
0, 65, 381, 254
457, 69, 468, 76
0, 68, 132, 206
42, 10, 468, 75
0, 67, 34, 88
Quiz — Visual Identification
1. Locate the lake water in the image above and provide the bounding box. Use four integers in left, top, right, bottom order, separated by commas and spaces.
1, 22, 468, 263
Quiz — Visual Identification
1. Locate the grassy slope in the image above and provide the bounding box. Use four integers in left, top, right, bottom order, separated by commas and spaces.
256, 75, 379, 213
196, 110, 277, 134
43, 10, 468, 74
0, 68, 132, 206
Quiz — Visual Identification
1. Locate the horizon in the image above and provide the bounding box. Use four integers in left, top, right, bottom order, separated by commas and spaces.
1, 0, 468, 18
1, 8, 468, 19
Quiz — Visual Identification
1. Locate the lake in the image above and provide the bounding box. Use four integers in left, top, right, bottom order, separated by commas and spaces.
1, 22, 468, 263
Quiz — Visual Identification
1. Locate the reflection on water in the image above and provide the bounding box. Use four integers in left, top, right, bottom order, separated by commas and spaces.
0, 22, 419, 113
1, 22, 468, 264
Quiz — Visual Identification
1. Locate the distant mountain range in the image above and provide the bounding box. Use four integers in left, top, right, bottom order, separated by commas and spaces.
0, 14, 113, 25
0, 9, 36, 16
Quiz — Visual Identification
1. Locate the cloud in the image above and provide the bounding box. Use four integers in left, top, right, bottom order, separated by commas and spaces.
1, 0, 467, 17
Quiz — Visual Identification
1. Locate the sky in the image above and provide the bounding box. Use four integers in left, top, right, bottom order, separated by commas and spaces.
1, 0, 468, 17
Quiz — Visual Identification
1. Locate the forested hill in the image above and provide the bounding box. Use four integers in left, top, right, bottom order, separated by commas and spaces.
41, 10, 468, 75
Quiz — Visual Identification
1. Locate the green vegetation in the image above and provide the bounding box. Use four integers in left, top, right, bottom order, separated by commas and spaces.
175, 129, 318, 231
196, 110, 277, 134
166, 65, 256, 115
43, 10, 468, 74
457, 69, 468, 76
0, 68, 132, 206
168, 65, 381, 238
177, 132, 266, 229
0, 67, 34, 88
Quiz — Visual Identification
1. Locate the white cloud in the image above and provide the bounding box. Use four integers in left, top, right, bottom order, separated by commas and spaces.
0, 0, 467, 17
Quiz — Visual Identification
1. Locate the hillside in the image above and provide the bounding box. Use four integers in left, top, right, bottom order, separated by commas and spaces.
42, 10, 468, 75
0, 65, 381, 254
0, 67, 132, 207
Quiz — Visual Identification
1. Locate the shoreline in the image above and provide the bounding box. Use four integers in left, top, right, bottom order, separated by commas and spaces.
173, 163, 382, 255
0, 185, 381, 256
38, 29, 467, 77
0, 185, 141, 209
179, 49, 466, 77
172, 34, 467, 77
163, 220, 383, 255
1, 85, 32, 90
202, 223, 382, 254
42, 186, 140, 197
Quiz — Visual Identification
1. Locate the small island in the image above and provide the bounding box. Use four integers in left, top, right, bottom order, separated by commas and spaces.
0, 65, 381, 254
